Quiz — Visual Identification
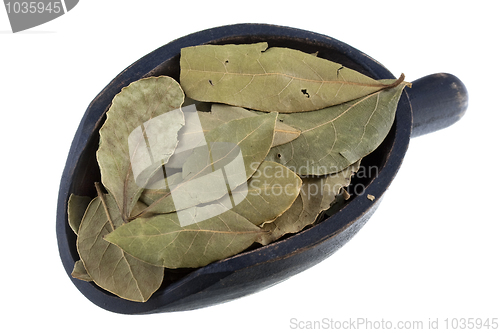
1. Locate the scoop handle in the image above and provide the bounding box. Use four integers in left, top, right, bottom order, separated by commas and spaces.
407, 73, 468, 138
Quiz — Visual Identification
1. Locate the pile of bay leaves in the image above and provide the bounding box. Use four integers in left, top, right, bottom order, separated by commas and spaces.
68, 42, 410, 302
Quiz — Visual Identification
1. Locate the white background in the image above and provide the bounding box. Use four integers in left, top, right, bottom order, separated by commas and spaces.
1, 1, 498, 332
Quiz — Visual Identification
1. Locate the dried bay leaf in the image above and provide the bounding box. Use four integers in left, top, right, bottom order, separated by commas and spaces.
130, 199, 149, 217
197, 104, 301, 147
171, 161, 302, 226
323, 189, 349, 218
96, 76, 185, 220
139, 171, 183, 207
77, 192, 164, 302
319, 159, 361, 211
182, 111, 278, 180
180, 42, 404, 112
67, 194, 92, 235
139, 168, 231, 216
135, 112, 278, 217
258, 161, 360, 245
162, 102, 210, 169
258, 178, 323, 246
197, 104, 258, 132
70, 40, 413, 303
140, 161, 302, 226
230, 161, 302, 225
71, 260, 92, 282
139, 104, 299, 211
105, 209, 265, 269
266, 82, 408, 176
257, 189, 305, 246
68, 194, 93, 283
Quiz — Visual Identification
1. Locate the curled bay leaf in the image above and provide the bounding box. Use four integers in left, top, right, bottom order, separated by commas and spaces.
76, 192, 164, 302
258, 161, 360, 245
180, 42, 403, 112
266, 82, 408, 176
105, 209, 264, 269
96, 76, 185, 219
67, 194, 92, 235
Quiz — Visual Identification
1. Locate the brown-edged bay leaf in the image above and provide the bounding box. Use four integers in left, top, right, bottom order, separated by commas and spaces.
265, 82, 408, 176
258, 161, 360, 245
104, 208, 265, 269
135, 112, 278, 217
96, 76, 185, 220
180, 42, 404, 112
76, 194, 164, 302
67, 194, 92, 235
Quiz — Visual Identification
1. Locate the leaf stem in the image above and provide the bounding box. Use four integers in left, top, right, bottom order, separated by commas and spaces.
387, 73, 406, 89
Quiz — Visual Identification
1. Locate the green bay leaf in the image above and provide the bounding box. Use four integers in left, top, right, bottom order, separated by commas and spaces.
266, 82, 408, 175
96, 76, 185, 219
76, 193, 164, 302
105, 209, 264, 269
180, 42, 403, 112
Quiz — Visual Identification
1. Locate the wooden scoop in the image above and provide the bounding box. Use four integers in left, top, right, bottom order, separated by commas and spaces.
56, 23, 467, 314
